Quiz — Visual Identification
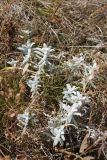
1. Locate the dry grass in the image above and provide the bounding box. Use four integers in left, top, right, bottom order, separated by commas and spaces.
0, 0, 107, 159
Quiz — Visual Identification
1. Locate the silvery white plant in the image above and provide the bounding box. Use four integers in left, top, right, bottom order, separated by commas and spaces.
18, 37, 54, 70
63, 84, 88, 104
64, 54, 98, 91
27, 43, 54, 97
18, 39, 35, 66
18, 37, 54, 97
52, 125, 65, 147
48, 109, 65, 146
7, 58, 18, 67
61, 84, 89, 123
27, 72, 41, 97
65, 54, 85, 73
83, 60, 98, 81
82, 60, 99, 91
48, 116, 65, 147
17, 108, 29, 135
34, 43, 54, 70
48, 84, 89, 146
48, 55, 98, 146
60, 102, 82, 124
21, 29, 32, 36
